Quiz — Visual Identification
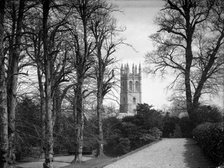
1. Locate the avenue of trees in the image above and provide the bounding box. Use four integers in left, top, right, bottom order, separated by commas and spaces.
1, 0, 224, 168
145, 0, 224, 121
0, 0, 121, 168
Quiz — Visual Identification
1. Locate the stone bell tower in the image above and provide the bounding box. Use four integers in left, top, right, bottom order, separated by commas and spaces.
120, 64, 142, 116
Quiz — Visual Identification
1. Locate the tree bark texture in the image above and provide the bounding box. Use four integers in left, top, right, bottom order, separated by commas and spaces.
96, 83, 104, 157
73, 79, 84, 162
37, 66, 46, 158
183, 1, 194, 117
7, 0, 25, 164
185, 40, 194, 117
0, 0, 9, 167
42, 0, 54, 167
53, 86, 61, 129
96, 45, 105, 157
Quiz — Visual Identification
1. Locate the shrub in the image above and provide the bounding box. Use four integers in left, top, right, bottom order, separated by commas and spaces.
179, 117, 195, 138
136, 103, 163, 130
104, 135, 130, 156
192, 105, 223, 125
148, 127, 162, 140
115, 138, 131, 155
103, 104, 164, 156
172, 124, 182, 138
15, 97, 41, 159
162, 114, 180, 137
192, 122, 224, 166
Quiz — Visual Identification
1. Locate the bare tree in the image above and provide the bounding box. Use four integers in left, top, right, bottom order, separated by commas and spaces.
0, 0, 8, 167
68, 0, 104, 162
5, 0, 26, 164
145, 0, 224, 119
2, 0, 42, 165
41, 1, 73, 167
90, 2, 119, 157
24, 2, 73, 157
22, 6, 46, 157
41, 0, 54, 167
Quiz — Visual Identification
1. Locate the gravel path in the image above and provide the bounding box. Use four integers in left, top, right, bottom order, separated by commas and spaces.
104, 138, 215, 168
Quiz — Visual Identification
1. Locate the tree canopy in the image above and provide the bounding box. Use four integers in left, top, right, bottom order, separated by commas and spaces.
145, 0, 224, 117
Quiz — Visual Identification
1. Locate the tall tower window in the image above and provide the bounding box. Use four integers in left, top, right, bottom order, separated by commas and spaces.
135, 81, 140, 91
129, 81, 133, 91
133, 97, 136, 104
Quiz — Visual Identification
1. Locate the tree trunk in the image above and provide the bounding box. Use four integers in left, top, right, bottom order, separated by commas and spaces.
53, 86, 63, 154
0, 0, 9, 167
42, 0, 54, 167
43, 83, 53, 168
73, 79, 84, 163
7, 55, 18, 165
55, 85, 73, 136
184, 11, 194, 118
96, 49, 104, 157
72, 87, 77, 160
71, 0, 97, 162
53, 86, 61, 129
7, 0, 25, 165
37, 66, 45, 158
96, 85, 104, 157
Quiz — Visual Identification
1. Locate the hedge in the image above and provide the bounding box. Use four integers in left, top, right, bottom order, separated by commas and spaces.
192, 122, 224, 166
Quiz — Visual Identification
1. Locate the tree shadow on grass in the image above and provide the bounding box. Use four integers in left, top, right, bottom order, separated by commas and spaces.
183, 139, 215, 168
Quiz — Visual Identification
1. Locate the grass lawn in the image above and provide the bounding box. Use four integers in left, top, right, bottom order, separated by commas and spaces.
62, 156, 117, 168
62, 140, 161, 168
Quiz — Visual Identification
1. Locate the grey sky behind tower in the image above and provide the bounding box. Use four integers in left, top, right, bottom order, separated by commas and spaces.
108, 0, 224, 109
110, 0, 173, 109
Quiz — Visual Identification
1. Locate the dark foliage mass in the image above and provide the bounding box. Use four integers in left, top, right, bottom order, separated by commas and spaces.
162, 105, 223, 138
191, 105, 223, 125
162, 114, 194, 138
192, 122, 224, 166
16, 97, 41, 159
54, 116, 76, 155
103, 104, 162, 156
15, 97, 223, 161
15, 97, 77, 158
180, 105, 223, 138
162, 114, 181, 138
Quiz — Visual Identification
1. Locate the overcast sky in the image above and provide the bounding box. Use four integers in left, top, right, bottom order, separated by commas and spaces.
112, 0, 163, 63
109, 0, 224, 110
110, 0, 173, 109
